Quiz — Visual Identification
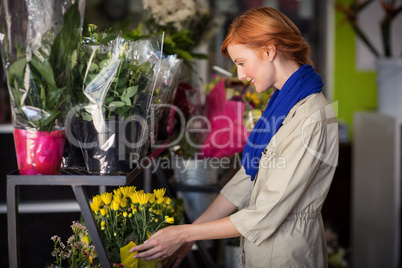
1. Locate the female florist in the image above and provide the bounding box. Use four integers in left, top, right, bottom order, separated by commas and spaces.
0, 0, 342, 268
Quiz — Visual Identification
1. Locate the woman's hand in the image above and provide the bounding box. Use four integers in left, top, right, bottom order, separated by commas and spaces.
162, 241, 194, 268
128, 194, 239, 266
129, 225, 190, 262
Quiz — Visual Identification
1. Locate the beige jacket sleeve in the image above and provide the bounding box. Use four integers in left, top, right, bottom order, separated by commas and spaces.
224, 113, 329, 246
220, 166, 253, 210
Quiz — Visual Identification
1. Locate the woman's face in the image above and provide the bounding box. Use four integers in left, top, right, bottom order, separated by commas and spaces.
227, 43, 275, 93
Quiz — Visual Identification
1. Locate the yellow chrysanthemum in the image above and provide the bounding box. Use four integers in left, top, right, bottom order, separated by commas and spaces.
147, 193, 155, 204
120, 196, 127, 208
156, 197, 164, 204
90, 195, 103, 213
164, 216, 174, 224
130, 191, 149, 205
100, 192, 113, 205
120, 186, 136, 197
100, 207, 108, 216
101, 221, 106, 226
153, 188, 166, 200
113, 188, 122, 197
113, 194, 122, 203
164, 197, 171, 205
128, 192, 138, 204
153, 209, 161, 215
123, 211, 128, 218
111, 200, 120, 211
113, 194, 127, 208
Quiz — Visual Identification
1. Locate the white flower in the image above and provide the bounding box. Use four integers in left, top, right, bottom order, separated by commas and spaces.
142, 0, 208, 31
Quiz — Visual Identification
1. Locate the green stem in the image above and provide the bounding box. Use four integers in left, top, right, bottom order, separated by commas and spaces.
107, 56, 124, 120
113, 56, 124, 94
142, 206, 147, 244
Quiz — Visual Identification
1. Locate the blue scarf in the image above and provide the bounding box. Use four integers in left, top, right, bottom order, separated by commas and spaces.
241, 64, 323, 181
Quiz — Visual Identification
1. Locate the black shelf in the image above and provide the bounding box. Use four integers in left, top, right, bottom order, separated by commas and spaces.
6, 142, 168, 268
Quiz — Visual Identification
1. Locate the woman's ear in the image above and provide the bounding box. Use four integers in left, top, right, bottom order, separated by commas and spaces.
264, 45, 276, 61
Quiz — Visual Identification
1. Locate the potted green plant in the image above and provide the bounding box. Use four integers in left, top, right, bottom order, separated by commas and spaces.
336, 0, 402, 116
69, 25, 163, 174
0, 1, 84, 175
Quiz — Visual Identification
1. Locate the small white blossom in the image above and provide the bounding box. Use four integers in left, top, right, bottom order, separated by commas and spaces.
142, 0, 208, 31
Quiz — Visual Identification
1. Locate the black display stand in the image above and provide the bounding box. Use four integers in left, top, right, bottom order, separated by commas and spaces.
6, 135, 167, 268
7, 166, 145, 268
6, 146, 222, 268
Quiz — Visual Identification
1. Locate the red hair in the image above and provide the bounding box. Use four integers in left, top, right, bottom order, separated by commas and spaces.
221, 7, 314, 67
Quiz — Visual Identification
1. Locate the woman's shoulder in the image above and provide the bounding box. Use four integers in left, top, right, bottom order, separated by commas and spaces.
292, 92, 334, 121
282, 92, 331, 125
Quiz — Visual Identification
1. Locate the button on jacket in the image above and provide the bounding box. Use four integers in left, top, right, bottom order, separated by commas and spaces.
221, 92, 339, 268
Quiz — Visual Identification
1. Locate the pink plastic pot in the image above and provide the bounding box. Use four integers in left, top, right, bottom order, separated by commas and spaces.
13, 128, 66, 175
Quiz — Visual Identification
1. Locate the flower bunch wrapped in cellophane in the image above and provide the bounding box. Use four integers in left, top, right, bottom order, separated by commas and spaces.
147, 54, 182, 145
67, 24, 165, 174
89, 186, 183, 265
0, 0, 85, 132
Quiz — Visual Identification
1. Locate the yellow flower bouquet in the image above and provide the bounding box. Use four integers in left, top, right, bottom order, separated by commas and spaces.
89, 186, 183, 266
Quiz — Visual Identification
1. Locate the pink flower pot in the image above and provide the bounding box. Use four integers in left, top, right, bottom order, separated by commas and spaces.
13, 128, 66, 175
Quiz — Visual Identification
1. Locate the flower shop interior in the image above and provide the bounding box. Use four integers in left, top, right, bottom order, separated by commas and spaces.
0, 0, 401, 267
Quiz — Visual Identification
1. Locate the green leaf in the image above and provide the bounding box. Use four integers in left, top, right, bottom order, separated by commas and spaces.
42, 110, 61, 130
30, 55, 57, 90
8, 58, 27, 79
117, 77, 128, 87
12, 79, 22, 105
81, 112, 93, 121
124, 86, 138, 98
99, 59, 111, 69
89, 63, 99, 72
176, 49, 193, 62
40, 87, 46, 108
104, 96, 115, 105
141, 61, 152, 73
71, 49, 78, 68
109, 101, 125, 108
49, 1, 81, 87
121, 96, 131, 106
47, 88, 65, 108
100, 32, 121, 45
192, 53, 209, 60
